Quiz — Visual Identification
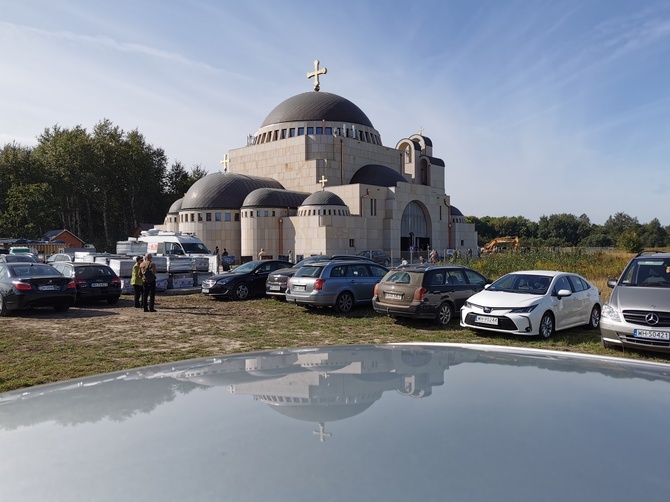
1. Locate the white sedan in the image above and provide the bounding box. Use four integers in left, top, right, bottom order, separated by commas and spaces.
460, 270, 602, 338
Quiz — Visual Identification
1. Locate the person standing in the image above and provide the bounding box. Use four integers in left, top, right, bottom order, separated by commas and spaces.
288, 250, 293, 264
258, 248, 266, 260
140, 253, 158, 312
214, 246, 221, 273
131, 255, 144, 308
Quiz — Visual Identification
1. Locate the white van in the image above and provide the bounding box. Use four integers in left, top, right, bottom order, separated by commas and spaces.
136, 231, 211, 257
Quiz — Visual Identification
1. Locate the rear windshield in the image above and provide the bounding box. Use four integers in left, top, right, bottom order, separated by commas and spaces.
11, 265, 60, 277
75, 266, 115, 279
295, 266, 324, 278
383, 271, 421, 285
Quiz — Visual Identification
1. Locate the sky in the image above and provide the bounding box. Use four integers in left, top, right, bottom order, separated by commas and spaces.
1, 0, 669, 226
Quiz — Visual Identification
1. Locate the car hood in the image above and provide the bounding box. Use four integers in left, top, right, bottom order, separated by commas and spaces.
608, 285, 670, 310
1, 344, 669, 501
468, 290, 542, 308
270, 267, 298, 276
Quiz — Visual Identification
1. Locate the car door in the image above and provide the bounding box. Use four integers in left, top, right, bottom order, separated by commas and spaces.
344, 264, 375, 302
567, 275, 591, 326
551, 274, 578, 329
443, 269, 475, 309
251, 262, 274, 294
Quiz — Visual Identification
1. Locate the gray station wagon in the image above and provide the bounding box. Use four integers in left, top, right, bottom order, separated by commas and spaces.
286, 260, 388, 313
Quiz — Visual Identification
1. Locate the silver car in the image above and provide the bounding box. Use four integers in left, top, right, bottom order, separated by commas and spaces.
286, 260, 388, 313
601, 251, 670, 353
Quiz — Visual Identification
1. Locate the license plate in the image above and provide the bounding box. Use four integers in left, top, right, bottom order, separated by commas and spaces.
293, 285, 306, 291
634, 329, 670, 340
202, 288, 209, 293
270, 285, 280, 291
385, 292, 403, 300
91, 283, 108, 288
475, 315, 498, 325
39, 285, 59, 291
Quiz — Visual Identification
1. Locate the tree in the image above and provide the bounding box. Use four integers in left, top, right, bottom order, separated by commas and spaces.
537, 213, 591, 246
618, 230, 644, 253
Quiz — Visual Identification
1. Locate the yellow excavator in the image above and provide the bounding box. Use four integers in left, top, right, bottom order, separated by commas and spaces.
482, 236, 519, 253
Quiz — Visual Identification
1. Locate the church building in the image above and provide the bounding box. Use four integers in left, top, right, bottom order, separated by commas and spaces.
159, 61, 477, 262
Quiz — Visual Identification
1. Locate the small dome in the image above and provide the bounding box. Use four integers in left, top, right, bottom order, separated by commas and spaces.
261, 92, 374, 129
181, 173, 284, 210
242, 188, 311, 208
301, 191, 347, 207
350, 164, 407, 187
168, 197, 183, 214
450, 206, 464, 217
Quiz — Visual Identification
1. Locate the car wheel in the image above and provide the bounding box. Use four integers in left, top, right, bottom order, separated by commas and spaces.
233, 283, 250, 301
0, 295, 8, 317
334, 292, 354, 314
586, 305, 601, 330
539, 312, 555, 338
435, 302, 453, 326
54, 304, 70, 313
107, 296, 120, 305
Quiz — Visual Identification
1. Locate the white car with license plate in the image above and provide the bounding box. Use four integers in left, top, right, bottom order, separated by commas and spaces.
460, 270, 602, 338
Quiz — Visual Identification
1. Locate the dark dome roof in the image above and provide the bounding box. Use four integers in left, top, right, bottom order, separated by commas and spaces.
301, 191, 347, 207
242, 188, 310, 208
350, 164, 407, 187
181, 173, 284, 210
167, 197, 183, 214
261, 92, 374, 128
450, 206, 464, 217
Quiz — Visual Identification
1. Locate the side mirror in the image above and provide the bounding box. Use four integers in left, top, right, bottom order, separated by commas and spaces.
557, 289, 572, 298
607, 279, 618, 288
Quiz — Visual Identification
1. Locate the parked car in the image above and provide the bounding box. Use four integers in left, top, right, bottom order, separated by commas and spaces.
0, 262, 76, 316
1, 343, 669, 501
356, 249, 392, 266
266, 254, 375, 299
286, 260, 388, 313
0, 254, 39, 263
373, 265, 490, 325
460, 270, 602, 338
50, 262, 122, 305
46, 253, 76, 263
202, 259, 293, 300
600, 251, 670, 353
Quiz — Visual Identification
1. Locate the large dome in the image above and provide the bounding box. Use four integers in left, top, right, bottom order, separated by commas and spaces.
181, 173, 284, 210
350, 164, 407, 187
242, 188, 310, 208
260, 92, 374, 128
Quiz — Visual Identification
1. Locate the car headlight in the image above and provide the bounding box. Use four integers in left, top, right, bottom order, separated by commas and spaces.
601, 303, 621, 322
217, 277, 233, 285
510, 304, 538, 314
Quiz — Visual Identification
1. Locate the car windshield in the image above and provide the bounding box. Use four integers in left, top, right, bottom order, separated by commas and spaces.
182, 242, 210, 254
295, 266, 324, 278
622, 259, 670, 287
231, 261, 257, 274
11, 265, 60, 277
489, 273, 551, 294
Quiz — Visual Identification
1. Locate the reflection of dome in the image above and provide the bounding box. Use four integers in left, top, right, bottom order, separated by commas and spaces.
266, 400, 377, 422
168, 197, 183, 214
350, 164, 407, 187
181, 173, 284, 210
301, 191, 346, 207
242, 188, 310, 208
261, 92, 374, 128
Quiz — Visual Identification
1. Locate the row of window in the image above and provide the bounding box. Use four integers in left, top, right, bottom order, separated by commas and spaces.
253, 125, 382, 146
165, 212, 241, 224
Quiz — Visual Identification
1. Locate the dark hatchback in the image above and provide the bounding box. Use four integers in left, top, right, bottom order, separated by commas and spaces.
50, 262, 122, 305
373, 265, 490, 325
0, 262, 76, 316
266, 254, 373, 299
202, 259, 292, 300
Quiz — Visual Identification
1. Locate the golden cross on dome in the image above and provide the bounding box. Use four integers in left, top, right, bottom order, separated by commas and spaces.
319, 174, 328, 191
220, 154, 229, 172
307, 59, 327, 92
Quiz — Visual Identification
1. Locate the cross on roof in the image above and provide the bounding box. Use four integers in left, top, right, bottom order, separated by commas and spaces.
319, 174, 328, 191
313, 422, 332, 443
307, 59, 327, 92
418, 126, 424, 135
220, 154, 229, 172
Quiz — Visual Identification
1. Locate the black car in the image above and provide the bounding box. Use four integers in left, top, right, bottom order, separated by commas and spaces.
50, 262, 122, 305
265, 254, 374, 299
202, 259, 293, 300
373, 265, 491, 325
0, 262, 76, 316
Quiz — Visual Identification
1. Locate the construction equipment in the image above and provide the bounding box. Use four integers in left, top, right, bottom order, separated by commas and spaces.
482, 236, 519, 253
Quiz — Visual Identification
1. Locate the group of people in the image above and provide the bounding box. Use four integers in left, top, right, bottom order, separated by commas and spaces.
130, 253, 157, 312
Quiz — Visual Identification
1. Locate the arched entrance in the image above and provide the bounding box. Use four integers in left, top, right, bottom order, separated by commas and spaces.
401, 201, 430, 252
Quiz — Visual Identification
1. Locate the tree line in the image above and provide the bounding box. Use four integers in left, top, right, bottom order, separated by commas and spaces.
1, 119, 667, 253
468, 213, 669, 252
0, 119, 205, 251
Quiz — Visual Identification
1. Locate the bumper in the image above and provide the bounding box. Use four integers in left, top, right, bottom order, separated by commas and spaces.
6, 291, 76, 311
372, 299, 437, 320
460, 308, 537, 336
600, 318, 670, 353
286, 292, 338, 307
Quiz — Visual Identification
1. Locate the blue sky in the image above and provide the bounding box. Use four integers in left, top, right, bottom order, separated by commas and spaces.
1, 0, 669, 225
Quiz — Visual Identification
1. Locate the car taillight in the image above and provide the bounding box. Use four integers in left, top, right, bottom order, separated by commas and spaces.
314, 279, 325, 290
413, 287, 426, 301
67, 280, 77, 289
13, 281, 32, 291
374, 283, 379, 296
112, 277, 122, 285
74, 278, 87, 286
